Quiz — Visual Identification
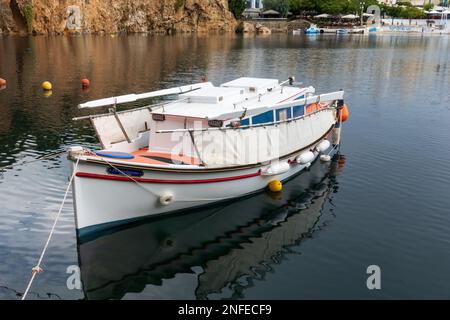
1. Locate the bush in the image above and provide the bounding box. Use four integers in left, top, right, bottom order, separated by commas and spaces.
175, 0, 185, 11
24, 3, 33, 34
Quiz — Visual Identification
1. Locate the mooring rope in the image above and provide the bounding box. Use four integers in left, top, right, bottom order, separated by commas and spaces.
20, 158, 80, 301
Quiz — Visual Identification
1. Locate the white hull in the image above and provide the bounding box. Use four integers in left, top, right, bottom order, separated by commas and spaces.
71, 148, 324, 237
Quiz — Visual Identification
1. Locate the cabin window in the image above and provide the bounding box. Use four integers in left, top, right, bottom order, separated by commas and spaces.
276, 108, 292, 121
241, 118, 250, 126
208, 120, 224, 127
152, 114, 166, 121
295, 95, 305, 100
252, 111, 274, 125
293, 105, 305, 118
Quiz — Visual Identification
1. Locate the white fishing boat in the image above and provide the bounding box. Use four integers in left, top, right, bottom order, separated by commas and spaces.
69, 77, 349, 238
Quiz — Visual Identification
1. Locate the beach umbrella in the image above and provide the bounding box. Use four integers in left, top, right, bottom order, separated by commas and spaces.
342, 14, 359, 19
315, 13, 331, 19
262, 9, 280, 15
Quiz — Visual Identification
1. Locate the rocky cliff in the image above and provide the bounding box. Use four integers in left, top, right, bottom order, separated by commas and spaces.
0, 0, 237, 35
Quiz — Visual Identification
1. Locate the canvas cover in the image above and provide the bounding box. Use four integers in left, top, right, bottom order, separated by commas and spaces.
167, 108, 336, 167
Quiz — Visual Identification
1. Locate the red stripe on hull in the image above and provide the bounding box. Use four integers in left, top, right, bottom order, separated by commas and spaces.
75, 171, 261, 184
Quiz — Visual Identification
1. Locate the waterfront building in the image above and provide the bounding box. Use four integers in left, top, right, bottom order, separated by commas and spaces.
247, 0, 264, 9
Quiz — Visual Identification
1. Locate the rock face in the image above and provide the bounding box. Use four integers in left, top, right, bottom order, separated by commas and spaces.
0, 0, 237, 35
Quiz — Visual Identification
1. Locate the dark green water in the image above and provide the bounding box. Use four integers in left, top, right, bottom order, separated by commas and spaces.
1, 34, 450, 299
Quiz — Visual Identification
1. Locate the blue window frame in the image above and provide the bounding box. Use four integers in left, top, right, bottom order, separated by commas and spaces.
252, 111, 274, 124
292, 94, 305, 118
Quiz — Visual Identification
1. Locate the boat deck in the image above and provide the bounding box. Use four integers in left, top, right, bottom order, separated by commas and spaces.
93, 148, 200, 166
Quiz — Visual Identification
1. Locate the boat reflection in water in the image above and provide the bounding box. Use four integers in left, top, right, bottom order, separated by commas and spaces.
77, 154, 346, 300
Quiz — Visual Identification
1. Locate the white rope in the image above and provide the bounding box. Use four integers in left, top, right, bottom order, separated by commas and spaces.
21, 158, 80, 300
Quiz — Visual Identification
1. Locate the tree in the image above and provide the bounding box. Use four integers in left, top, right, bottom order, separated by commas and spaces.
264, 0, 290, 17
399, 6, 425, 19
288, 0, 320, 14
228, 0, 247, 19
381, 4, 403, 18
423, 3, 434, 11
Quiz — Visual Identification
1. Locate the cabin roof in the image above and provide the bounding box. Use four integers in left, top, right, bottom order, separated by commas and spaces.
153, 84, 307, 120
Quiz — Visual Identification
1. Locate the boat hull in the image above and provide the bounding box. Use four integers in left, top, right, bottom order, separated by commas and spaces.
71, 150, 324, 238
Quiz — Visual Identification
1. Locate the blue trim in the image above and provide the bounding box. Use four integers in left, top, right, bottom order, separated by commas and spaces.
241, 118, 250, 126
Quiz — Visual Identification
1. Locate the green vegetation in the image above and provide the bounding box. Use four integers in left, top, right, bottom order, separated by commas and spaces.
228, 0, 247, 19
24, 3, 33, 34
380, 2, 425, 19
288, 0, 379, 15
423, 3, 434, 11
229, 0, 430, 20
175, 0, 185, 11
263, 0, 290, 17
286, 0, 427, 19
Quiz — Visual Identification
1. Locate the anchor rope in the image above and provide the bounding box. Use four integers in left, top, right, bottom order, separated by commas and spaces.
21, 158, 80, 301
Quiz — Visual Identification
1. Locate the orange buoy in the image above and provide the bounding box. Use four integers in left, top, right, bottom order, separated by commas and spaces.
340, 104, 349, 122
0, 78, 6, 86
81, 78, 90, 88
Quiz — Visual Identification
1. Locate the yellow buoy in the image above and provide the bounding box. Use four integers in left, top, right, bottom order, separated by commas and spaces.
42, 81, 52, 91
268, 180, 283, 192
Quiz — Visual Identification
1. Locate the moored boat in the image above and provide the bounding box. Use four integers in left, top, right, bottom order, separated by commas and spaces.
69, 77, 349, 238
305, 25, 322, 34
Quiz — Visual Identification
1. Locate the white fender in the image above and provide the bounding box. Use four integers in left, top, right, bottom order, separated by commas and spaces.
296, 151, 315, 165
261, 162, 290, 176
316, 140, 331, 153
159, 193, 174, 206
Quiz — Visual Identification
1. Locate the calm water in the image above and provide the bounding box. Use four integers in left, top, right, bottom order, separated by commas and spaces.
1, 33, 450, 300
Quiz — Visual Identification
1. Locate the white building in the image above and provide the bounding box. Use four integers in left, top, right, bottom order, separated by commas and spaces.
247, 0, 264, 9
